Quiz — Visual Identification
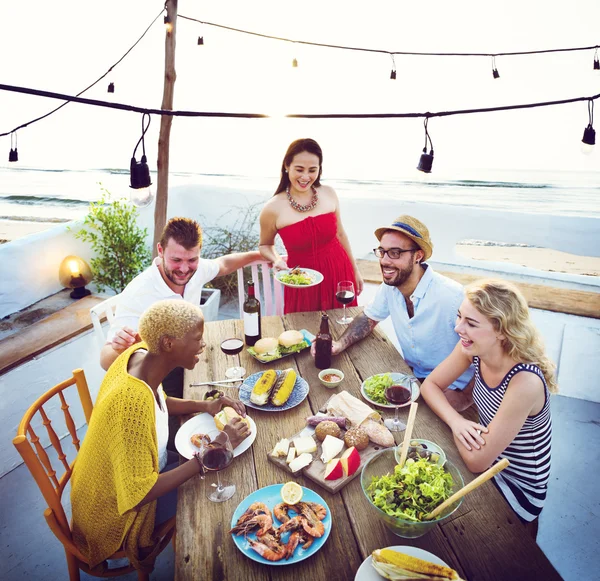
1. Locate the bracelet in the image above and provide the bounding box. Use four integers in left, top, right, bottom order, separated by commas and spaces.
193, 452, 205, 475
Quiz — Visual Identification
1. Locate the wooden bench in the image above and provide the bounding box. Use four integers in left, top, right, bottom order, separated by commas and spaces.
356, 259, 600, 319
0, 295, 103, 376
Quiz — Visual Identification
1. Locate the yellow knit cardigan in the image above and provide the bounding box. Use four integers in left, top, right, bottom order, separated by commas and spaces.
71, 343, 160, 570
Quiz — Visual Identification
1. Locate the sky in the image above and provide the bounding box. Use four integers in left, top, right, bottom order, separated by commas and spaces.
1, 0, 599, 180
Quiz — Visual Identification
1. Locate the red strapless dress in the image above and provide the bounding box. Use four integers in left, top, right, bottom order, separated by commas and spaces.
278, 212, 358, 314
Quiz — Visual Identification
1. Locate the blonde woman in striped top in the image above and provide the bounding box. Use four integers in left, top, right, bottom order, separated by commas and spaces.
421, 279, 556, 538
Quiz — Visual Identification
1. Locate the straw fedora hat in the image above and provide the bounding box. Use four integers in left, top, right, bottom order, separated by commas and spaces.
374, 215, 433, 262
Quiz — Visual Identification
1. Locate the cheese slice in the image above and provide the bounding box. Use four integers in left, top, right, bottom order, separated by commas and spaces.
286, 447, 296, 464
293, 435, 317, 455
320, 435, 345, 463
270, 438, 290, 457
289, 453, 313, 473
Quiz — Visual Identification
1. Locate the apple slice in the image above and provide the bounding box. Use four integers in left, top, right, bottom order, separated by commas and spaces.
340, 446, 361, 477
324, 458, 344, 480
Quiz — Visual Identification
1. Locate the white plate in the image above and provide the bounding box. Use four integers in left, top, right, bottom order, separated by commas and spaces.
360, 373, 420, 409
275, 267, 324, 288
175, 412, 257, 460
355, 545, 450, 581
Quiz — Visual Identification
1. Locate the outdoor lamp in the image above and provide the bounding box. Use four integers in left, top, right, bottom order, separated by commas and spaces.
492, 56, 500, 79
581, 99, 595, 155
107, 82, 115, 93
292, 58, 298, 68
390, 54, 397, 80
59, 255, 93, 299
129, 113, 154, 207
594, 49, 599, 70
197, 36, 204, 45
416, 117, 434, 173
164, 14, 173, 34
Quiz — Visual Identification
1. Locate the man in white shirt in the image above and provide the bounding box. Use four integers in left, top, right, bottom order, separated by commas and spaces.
327, 214, 473, 403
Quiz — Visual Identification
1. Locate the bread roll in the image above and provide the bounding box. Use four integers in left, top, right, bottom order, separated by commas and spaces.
253, 337, 279, 354
315, 420, 341, 441
214, 406, 251, 431
278, 330, 304, 347
344, 427, 369, 451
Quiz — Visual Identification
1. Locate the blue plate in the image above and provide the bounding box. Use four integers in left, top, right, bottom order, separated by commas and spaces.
230, 484, 331, 566
239, 371, 309, 412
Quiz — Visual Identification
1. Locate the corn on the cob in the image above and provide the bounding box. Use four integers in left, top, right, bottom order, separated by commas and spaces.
371, 549, 464, 580
270, 369, 297, 406
250, 370, 278, 405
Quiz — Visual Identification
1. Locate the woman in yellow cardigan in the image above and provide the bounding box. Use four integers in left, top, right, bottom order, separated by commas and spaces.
71, 299, 248, 571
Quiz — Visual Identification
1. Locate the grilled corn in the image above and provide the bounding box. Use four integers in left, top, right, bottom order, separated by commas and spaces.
270, 369, 297, 406
250, 369, 278, 405
371, 548, 464, 580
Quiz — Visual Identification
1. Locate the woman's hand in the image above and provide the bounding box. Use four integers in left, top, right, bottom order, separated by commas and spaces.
204, 396, 246, 417
224, 417, 251, 448
449, 417, 488, 451
354, 269, 364, 295
273, 258, 288, 272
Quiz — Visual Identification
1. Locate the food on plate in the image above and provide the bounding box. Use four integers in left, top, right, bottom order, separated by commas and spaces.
320, 435, 345, 463
324, 458, 344, 480
289, 453, 313, 473
230, 501, 273, 537
250, 369, 278, 405
371, 548, 464, 580
293, 435, 317, 455
247, 332, 309, 362
213, 406, 251, 431
203, 389, 223, 401
363, 373, 395, 405
280, 481, 303, 504
407, 442, 441, 464
271, 438, 290, 457
278, 268, 314, 286
344, 426, 369, 451
315, 420, 341, 441
249, 338, 280, 362
306, 415, 347, 429
366, 457, 455, 522
361, 418, 395, 447
270, 368, 297, 406
340, 447, 361, 476
190, 433, 211, 449
322, 372, 343, 383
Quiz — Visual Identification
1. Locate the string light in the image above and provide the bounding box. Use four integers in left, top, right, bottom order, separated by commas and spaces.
130, 113, 154, 206
417, 118, 434, 173
164, 14, 173, 34
581, 99, 595, 154
8, 131, 18, 162
107, 82, 115, 93
492, 56, 500, 79
390, 54, 397, 80
197, 36, 204, 45
594, 48, 599, 70
292, 58, 298, 68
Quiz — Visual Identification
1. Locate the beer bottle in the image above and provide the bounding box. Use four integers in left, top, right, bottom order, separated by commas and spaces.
243, 281, 261, 346
315, 313, 332, 369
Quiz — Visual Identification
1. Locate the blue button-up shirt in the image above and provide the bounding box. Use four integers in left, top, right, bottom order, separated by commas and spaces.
364, 265, 473, 390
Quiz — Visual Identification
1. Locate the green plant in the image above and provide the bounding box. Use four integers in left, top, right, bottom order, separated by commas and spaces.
73, 187, 152, 293
200, 202, 262, 297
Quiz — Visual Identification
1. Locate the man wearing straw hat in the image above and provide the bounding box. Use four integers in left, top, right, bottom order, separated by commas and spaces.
327, 214, 473, 401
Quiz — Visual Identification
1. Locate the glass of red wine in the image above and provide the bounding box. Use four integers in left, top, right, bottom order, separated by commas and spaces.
336, 281, 355, 324
201, 429, 235, 502
221, 338, 246, 379
383, 383, 412, 432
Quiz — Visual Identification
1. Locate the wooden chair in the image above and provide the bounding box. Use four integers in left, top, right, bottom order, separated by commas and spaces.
236, 259, 286, 317
12, 369, 175, 580
89, 294, 121, 351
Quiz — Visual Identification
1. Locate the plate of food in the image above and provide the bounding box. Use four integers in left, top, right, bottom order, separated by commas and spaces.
174, 409, 257, 459
247, 329, 314, 364
275, 267, 324, 288
239, 369, 309, 411
355, 545, 457, 581
360, 372, 420, 409
230, 484, 331, 565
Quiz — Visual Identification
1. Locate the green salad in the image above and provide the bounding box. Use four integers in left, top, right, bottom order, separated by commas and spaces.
367, 458, 454, 522
278, 269, 313, 285
363, 373, 394, 404
247, 340, 309, 362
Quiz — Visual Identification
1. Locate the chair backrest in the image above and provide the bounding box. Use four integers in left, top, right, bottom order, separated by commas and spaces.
237, 259, 286, 317
89, 294, 121, 351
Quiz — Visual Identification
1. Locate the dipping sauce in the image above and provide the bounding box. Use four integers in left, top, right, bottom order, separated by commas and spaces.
323, 373, 342, 383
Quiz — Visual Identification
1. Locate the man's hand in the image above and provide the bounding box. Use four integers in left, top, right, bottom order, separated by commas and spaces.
223, 417, 251, 449
110, 326, 140, 353
310, 338, 343, 358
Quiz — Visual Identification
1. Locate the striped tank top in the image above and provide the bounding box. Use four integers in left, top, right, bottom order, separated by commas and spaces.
472, 356, 552, 522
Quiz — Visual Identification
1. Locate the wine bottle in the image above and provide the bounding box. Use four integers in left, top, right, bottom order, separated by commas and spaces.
315, 313, 332, 370
243, 281, 261, 346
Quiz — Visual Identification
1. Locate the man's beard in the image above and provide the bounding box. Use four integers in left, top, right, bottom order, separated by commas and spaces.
163, 260, 196, 287
381, 263, 414, 287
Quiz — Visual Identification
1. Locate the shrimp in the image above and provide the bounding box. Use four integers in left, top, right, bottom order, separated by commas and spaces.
276, 515, 305, 535
297, 504, 325, 538
284, 530, 314, 559
247, 538, 286, 561
273, 502, 292, 523
230, 502, 272, 532
300, 501, 327, 521
230, 513, 273, 537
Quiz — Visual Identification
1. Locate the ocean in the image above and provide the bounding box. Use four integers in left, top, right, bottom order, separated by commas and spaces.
1, 166, 599, 229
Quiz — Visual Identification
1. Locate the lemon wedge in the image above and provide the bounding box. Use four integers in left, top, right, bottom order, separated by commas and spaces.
281, 481, 303, 505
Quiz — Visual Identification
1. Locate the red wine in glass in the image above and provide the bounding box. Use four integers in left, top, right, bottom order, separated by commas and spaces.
335, 290, 355, 304
336, 281, 355, 324
201, 430, 236, 502
385, 385, 411, 405
220, 338, 245, 379
202, 446, 234, 471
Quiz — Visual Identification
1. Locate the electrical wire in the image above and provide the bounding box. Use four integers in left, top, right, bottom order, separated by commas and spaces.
178, 14, 599, 58
0, 8, 165, 138
1, 82, 598, 120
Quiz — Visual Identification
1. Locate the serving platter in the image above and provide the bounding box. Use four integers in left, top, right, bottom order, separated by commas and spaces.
360, 372, 420, 409
239, 371, 309, 412
275, 267, 324, 288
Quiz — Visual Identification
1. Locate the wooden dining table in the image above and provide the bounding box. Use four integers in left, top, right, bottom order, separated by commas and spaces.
176, 307, 562, 581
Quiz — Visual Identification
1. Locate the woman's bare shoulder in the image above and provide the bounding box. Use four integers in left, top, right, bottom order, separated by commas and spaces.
261, 193, 286, 215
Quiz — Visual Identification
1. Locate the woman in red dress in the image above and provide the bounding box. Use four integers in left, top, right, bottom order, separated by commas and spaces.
259, 138, 363, 314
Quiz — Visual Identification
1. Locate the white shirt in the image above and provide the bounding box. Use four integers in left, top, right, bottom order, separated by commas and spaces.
364, 265, 473, 390
141, 382, 169, 471
107, 257, 220, 341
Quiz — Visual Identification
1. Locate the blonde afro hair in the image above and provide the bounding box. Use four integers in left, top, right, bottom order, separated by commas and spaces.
139, 299, 204, 354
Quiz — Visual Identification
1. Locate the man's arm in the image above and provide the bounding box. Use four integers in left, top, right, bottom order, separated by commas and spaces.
215, 251, 264, 277
312, 312, 379, 358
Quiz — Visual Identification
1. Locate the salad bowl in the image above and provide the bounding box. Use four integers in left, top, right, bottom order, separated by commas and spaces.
361, 448, 464, 538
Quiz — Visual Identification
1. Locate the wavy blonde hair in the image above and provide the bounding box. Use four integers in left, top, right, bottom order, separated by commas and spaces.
465, 279, 558, 393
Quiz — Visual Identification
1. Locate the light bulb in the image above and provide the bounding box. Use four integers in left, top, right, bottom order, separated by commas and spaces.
130, 186, 154, 207
581, 142, 595, 155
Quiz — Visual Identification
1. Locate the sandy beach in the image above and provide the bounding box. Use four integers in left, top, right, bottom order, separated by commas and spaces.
0, 219, 71, 244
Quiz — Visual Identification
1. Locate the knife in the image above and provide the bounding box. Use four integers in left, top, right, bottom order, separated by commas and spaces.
189, 378, 245, 387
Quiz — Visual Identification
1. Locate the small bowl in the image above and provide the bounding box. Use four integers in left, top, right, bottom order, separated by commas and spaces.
394, 439, 446, 466
318, 368, 344, 388
361, 448, 463, 538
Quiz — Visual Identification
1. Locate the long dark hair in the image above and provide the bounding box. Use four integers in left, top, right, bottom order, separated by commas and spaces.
274, 138, 323, 195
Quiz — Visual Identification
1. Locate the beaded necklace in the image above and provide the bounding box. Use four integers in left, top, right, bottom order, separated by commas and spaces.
286, 186, 319, 212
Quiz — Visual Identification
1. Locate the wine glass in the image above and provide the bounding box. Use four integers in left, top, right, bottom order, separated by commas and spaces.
336, 281, 355, 324
201, 429, 235, 502
220, 338, 246, 379
383, 383, 411, 432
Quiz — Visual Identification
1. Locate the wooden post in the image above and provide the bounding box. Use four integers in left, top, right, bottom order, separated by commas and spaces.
152, 0, 177, 255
